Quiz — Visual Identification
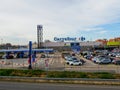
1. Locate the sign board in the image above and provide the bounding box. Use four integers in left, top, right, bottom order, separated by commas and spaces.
54, 37, 85, 42
71, 42, 81, 54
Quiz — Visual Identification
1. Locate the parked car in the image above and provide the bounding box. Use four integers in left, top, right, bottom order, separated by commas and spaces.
40, 54, 50, 58
109, 52, 120, 57
64, 55, 72, 60
65, 57, 74, 64
16, 53, 28, 58
79, 59, 86, 64
2, 54, 14, 59
116, 53, 120, 57
84, 55, 93, 60
61, 52, 71, 58
69, 60, 83, 66
96, 57, 111, 64
112, 60, 120, 65
65, 57, 78, 65
92, 56, 102, 63
0, 55, 2, 59
40, 54, 46, 58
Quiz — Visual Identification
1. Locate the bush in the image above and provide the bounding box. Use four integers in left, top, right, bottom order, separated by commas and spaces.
0, 69, 13, 76
0, 69, 119, 79
0, 69, 45, 77
47, 71, 88, 78
98, 73, 115, 79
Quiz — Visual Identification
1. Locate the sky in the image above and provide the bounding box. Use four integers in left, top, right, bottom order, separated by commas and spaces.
0, 0, 120, 45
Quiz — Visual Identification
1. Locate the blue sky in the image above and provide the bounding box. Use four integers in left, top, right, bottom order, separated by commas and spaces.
0, 0, 120, 45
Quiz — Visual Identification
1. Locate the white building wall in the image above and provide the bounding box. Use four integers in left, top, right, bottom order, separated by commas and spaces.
43, 42, 65, 47
42, 41, 102, 47
80, 41, 102, 46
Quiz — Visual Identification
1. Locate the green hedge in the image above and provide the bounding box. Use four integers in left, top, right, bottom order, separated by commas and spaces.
0, 69, 120, 79
0, 69, 46, 77
47, 71, 88, 78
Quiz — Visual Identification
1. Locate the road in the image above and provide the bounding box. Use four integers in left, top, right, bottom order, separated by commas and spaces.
0, 81, 120, 90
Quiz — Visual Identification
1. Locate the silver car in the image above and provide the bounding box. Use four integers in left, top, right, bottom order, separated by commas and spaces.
96, 57, 111, 64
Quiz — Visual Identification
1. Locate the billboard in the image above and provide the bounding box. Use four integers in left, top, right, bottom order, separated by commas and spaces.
54, 37, 85, 42
107, 41, 120, 46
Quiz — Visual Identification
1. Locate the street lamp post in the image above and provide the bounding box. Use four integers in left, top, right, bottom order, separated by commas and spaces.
0, 39, 3, 48
1, 39, 2, 45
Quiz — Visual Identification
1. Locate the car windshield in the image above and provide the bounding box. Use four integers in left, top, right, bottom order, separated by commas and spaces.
67, 58, 73, 61
98, 57, 104, 60
116, 60, 120, 62
72, 58, 77, 60
73, 60, 79, 62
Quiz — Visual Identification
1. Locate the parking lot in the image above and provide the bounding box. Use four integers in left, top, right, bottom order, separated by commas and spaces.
0, 49, 120, 73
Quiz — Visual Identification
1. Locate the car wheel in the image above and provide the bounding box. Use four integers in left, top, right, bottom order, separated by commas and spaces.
98, 62, 101, 64
79, 64, 81, 65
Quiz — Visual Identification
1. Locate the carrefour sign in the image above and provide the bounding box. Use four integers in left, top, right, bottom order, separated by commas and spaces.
54, 37, 85, 42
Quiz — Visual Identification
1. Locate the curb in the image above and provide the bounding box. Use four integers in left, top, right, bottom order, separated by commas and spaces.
0, 76, 120, 85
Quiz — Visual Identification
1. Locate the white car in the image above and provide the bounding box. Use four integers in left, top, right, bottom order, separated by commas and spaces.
116, 53, 120, 57
64, 56, 72, 60
69, 60, 82, 66
65, 57, 77, 64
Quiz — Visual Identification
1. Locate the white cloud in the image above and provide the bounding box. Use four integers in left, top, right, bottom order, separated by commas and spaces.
97, 30, 107, 34
0, 0, 120, 45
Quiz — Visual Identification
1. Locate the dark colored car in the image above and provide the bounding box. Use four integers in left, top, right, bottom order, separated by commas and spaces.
6, 55, 14, 59
40, 54, 46, 58
61, 52, 71, 58
79, 59, 86, 64
113, 60, 120, 65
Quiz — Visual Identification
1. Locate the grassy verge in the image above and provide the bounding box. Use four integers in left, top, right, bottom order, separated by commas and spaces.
0, 69, 120, 79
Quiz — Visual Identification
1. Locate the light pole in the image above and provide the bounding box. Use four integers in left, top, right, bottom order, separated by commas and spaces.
0, 38, 3, 49
1, 39, 2, 44
1, 38, 3, 45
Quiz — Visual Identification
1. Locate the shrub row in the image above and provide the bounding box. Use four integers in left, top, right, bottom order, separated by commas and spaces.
0, 69, 46, 77
47, 71, 118, 79
0, 69, 120, 79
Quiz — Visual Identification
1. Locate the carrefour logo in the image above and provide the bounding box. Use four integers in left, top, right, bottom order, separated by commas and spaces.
54, 37, 85, 42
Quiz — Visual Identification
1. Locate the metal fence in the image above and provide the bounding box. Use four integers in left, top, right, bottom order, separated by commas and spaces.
0, 58, 120, 74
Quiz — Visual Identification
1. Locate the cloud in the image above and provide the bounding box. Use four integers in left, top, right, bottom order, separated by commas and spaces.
97, 31, 107, 34
0, 0, 120, 44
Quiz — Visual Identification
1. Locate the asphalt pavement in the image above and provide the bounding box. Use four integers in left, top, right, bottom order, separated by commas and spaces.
0, 81, 120, 90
